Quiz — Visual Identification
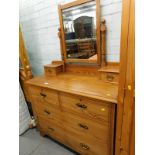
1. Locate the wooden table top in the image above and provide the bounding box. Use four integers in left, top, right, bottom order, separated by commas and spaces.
26, 73, 118, 104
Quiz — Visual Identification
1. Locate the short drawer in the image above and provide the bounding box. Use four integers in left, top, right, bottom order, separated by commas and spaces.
29, 86, 59, 108
66, 131, 109, 155
62, 112, 109, 143
60, 92, 111, 123
100, 72, 119, 84
32, 95, 62, 125
44, 65, 63, 76
38, 117, 66, 144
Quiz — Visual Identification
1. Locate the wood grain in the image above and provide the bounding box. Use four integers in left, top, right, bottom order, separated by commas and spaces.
19, 25, 33, 102
115, 0, 135, 154
27, 73, 116, 155
26, 73, 118, 104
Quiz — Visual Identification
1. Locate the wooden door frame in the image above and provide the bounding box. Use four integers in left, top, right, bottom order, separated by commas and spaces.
115, 0, 135, 154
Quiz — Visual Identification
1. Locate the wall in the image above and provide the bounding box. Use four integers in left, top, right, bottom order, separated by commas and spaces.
19, 0, 122, 75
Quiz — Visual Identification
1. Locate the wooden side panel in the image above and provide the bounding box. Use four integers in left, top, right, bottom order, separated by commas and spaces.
19, 25, 33, 102
115, 0, 135, 154
120, 0, 135, 154
115, 0, 131, 154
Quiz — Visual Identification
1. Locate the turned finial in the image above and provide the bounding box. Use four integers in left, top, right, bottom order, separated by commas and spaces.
101, 19, 106, 32
58, 27, 61, 38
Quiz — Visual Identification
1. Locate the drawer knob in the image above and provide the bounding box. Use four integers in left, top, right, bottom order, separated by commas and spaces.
76, 103, 87, 109
79, 123, 88, 130
40, 92, 46, 97
106, 74, 114, 81
80, 143, 89, 150
48, 127, 54, 132
48, 69, 52, 73
44, 110, 50, 115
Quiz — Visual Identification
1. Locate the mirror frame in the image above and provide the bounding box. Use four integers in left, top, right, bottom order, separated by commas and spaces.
58, 0, 101, 65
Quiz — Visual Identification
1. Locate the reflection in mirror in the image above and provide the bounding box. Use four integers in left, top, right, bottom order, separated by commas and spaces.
62, 1, 97, 60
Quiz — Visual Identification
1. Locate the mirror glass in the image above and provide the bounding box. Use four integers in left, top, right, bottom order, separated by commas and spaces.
62, 1, 97, 60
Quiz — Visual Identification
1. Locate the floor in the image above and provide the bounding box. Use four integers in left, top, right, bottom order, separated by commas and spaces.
19, 128, 77, 155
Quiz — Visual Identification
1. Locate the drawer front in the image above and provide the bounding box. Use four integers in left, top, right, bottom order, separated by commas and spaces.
29, 86, 59, 108
63, 112, 109, 143
44, 67, 56, 76
60, 93, 110, 123
38, 117, 66, 144
66, 131, 109, 155
32, 95, 62, 125
101, 72, 119, 84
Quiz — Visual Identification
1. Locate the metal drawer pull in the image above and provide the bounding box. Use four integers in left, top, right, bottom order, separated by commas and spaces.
106, 74, 114, 81
79, 123, 88, 130
76, 103, 87, 109
44, 110, 50, 115
40, 92, 46, 97
80, 143, 89, 150
48, 69, 52, 73
48, 127, 54, 132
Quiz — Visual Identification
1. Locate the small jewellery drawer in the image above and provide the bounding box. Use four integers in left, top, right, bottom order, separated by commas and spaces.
44, 67, 55, 76
100, 72, 119, 84
66, 131, 109, 155
63, 112, 109, 143
60, 92, 111, 123
38, 117, 66, 144
29, 86, 59, 108
44, 65, 63, 76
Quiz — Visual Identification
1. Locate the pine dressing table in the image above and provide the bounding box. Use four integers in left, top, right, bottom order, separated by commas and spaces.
26, 0, 119, 154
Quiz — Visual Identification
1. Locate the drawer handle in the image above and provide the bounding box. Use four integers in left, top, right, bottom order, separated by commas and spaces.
48, 127, 54, 132
80, 143, 89, 150
79, 123, 88, 130
76, 103, 87, 109
40, 92, 46, 97
48, 69, 52, 73
44, 110, 50, 115
106, 74, 114, 81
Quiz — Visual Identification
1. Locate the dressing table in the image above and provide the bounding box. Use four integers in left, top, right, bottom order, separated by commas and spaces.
26, 0, 119, 154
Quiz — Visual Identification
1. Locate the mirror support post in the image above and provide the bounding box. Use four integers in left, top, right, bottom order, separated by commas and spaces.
58, 27, 64, 61
101, 19, 107, 66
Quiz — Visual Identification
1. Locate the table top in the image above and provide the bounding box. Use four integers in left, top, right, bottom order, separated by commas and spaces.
26, 72, 118, 104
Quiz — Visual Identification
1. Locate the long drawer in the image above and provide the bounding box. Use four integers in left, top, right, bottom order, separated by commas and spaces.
66, 130, 109, 155
29, 86, 59, 108
38, 117, 67, 144
60, 92, 111, 124
62, 111, 109, 143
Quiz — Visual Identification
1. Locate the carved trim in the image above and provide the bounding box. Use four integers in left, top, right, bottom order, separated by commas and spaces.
101, 19, 106, 66
58, 27, 64, 61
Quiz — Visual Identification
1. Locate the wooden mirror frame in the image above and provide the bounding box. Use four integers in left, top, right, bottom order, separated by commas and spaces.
58, 0, 101, 65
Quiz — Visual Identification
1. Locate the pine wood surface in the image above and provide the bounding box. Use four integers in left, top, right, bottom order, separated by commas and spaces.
26, 73, 118, 104
29, 82, 116, 155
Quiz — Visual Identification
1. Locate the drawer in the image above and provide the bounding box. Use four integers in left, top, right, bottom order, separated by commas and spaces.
44, 65, 63, 76
44, 67, 55, 76
60, 92, 111, 123
66, 131, 109, 155
38, 117, 66, 144
29, 86, 59, 108
32, 96, 62, 125
100, 72, 119, 84
63, 112, 109, 143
